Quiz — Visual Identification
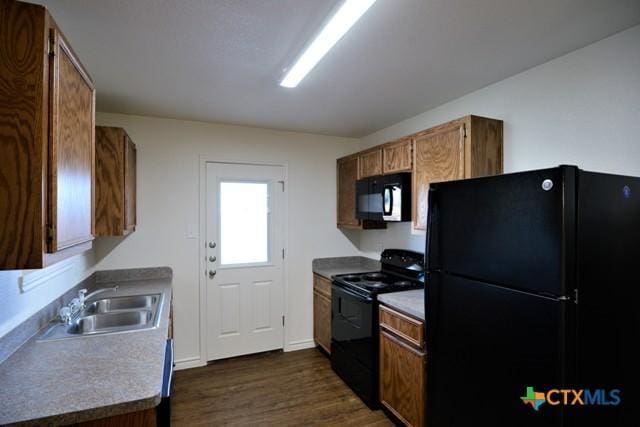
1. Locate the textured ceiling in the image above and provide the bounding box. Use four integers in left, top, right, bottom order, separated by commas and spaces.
34, 0, 640, 137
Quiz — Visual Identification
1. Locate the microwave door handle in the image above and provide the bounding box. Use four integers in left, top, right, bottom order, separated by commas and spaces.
383, 187, 391, 215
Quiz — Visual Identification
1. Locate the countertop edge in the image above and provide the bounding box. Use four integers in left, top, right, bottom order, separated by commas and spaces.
377, 289, 425, 321
13, 394, 161, 427
378, 301, 424, 322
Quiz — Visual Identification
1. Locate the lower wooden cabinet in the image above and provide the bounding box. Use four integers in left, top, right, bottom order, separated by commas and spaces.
379, 306, 426, 427
72, 408, 156, 427
313, 274, 331, 354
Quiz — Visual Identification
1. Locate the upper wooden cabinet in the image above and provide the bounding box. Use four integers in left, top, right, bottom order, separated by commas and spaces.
412, 123, 465, 230
336, 115, 501, 231
95, 127, 137, 236
359, 148, 383, 178
0, 1, 95, 269
412, 115, 503, 230
382, 138, 412, 174
336, 154, 386, 230
337, 155, 360, 227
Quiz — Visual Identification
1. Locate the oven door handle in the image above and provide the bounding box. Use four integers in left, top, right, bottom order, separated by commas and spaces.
162, 338, 174, 398
333, 284, 374, 302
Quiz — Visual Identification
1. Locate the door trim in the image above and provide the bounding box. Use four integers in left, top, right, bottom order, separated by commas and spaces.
197, 157, 289, 366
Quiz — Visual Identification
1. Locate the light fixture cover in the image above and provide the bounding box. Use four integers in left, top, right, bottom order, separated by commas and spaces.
280, 0, 377, 88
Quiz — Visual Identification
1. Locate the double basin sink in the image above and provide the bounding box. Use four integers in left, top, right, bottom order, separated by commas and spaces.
39, 293, 163, 341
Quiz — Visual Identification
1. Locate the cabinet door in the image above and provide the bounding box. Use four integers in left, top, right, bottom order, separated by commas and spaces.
48, 28, 95, 252
124, 136, 137, 233
313, 290, 331, 354
337, 156, 360, 227
95, 127, 125, 236
412, 124, 465, 230
383, 139, 412, 174
359, 149, 382, 178
380, 331, 425, 427
313, 274, 331, 298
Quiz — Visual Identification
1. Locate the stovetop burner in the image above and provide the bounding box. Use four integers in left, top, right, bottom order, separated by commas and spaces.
393, 280, 414, 287
363, 272, 388, 281
340, 275, 362, 282
362, 282, 386, 289
333, 271, 423, 296
331, 249, 425, 297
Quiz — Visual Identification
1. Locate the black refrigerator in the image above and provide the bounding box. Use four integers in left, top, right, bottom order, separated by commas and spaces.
425, 166, 638, 427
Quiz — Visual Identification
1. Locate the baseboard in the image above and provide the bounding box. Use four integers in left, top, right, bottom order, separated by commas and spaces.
174, 356, 205, 370
285, 338, 316, 352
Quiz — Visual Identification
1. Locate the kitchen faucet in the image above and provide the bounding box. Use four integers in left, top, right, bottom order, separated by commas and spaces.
79, 285, 119, 307
59, 285, 119, 324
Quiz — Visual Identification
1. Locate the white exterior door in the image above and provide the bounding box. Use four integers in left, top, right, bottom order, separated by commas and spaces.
205, 162, 285, 360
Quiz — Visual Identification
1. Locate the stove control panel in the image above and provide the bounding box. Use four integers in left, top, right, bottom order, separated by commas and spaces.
380, 249, 425, 272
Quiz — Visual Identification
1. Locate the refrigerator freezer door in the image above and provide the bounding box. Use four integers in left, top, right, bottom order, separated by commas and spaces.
426, 273, 565, 427
427, 167, 576, 297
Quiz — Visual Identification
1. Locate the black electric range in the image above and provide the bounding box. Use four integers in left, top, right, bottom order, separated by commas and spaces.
331, 249, 424, 408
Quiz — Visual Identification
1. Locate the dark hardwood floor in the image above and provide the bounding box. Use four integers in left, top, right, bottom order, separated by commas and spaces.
171, 348, 393, 426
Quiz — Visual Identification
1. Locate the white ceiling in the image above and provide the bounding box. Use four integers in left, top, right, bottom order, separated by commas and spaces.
36, 0, 640, 137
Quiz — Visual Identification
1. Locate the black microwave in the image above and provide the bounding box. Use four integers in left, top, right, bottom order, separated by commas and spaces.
356, 173, 411, 222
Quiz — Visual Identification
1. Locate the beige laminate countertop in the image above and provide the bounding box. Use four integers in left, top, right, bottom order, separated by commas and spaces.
0, 276, 172, 426
312, 256, 381, 280
377, 289, 425, 321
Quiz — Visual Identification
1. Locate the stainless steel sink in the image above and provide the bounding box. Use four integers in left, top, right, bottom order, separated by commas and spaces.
38, 293, 163, 341
68, 310, 154, 335
84, 294, 159, 314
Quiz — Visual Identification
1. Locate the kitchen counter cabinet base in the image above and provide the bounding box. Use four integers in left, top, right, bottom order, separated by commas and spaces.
379, 304, 426, 427
313, 274, 332, 354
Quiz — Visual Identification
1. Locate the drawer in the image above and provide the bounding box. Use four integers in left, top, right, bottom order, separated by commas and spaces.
313, 274, 331, 298
379, 305, 424, 349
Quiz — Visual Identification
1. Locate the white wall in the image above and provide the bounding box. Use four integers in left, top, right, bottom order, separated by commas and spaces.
0, 252, 95, 338
357, 25, 640, 256
93, 113, 361, 366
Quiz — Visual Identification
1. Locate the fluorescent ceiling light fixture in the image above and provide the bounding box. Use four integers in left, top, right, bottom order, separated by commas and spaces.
280, 0, 377, 88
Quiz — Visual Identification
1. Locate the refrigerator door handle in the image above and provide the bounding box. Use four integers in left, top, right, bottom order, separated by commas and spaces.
557, 289, 578, 304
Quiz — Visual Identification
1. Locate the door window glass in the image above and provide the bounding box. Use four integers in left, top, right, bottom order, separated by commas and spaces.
219, 181, 269, 265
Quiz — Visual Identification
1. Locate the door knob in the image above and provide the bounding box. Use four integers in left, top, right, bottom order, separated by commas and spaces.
208, 270, 217, 279
208, 241, 216, 248
209, 256, 217, 262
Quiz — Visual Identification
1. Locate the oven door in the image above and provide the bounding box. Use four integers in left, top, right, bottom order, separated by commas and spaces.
331, 284, 378, 407
382, 184, 402, 221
